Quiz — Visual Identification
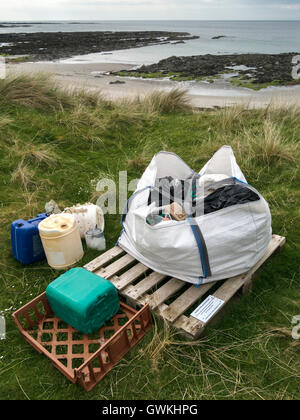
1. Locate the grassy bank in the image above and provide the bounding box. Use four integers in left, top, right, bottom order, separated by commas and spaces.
0, 74, 299, 400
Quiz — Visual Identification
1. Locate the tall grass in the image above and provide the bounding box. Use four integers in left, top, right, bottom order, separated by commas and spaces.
11, 162, 35, 189
0, 73, 192, 117
105, 106, 154, 132
191, 106, 299, 172
217, 104, 249, 131
264, 102, 300, 124
0, 73, 73, 110
57, 104, 106, 133
8, 137, 58, 167
138, 88, 193, 114
244, 119, 299, 165
72, 89, 113, 109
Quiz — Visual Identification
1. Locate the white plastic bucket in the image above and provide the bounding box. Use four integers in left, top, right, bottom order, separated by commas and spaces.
85, 226, 106, 251
38, 213, 84, 270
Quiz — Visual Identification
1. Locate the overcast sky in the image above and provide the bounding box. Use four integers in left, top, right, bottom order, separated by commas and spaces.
1, 0, 300, 21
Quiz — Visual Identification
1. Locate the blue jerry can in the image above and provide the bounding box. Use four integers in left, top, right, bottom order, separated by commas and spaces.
11, 213, 48, 265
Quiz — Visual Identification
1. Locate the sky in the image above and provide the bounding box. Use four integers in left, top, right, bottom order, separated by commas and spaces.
1, 0, 300, 21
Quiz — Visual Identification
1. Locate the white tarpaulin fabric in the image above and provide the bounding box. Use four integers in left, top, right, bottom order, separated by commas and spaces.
118, 146, 272, 285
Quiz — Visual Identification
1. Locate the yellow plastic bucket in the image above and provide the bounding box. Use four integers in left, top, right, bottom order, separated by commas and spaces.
38, 213, 84, 270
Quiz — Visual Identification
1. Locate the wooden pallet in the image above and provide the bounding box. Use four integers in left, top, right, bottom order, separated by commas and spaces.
84, 235, 286, 341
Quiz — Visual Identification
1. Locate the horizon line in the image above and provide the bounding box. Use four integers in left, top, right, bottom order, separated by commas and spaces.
1, 19, 300, 22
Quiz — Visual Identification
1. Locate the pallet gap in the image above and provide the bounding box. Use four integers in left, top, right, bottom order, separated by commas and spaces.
131, 268, 153, 286
99, 250, 126, 269
145, 276, 172, 296
113, 259, 138, 277
164, 282, 190, 306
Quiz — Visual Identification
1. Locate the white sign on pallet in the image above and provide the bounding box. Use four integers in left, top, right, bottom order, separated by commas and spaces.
191, 295, 225, 323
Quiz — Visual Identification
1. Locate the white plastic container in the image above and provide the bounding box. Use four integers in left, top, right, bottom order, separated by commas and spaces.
85, 226, 106, 252
38, 213, 84, 270
64, 203, 105, 239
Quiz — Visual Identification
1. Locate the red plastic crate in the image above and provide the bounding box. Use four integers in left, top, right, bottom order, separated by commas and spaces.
13, 292, 152, 392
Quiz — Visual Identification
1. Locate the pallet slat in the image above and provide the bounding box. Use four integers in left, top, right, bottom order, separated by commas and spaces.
213, 275, 248, 302
84, 246, 124, 272
146, 278, 186, 310
123, 272, 167, 300
96, 254, 136, 279
113, 263, 149, 291
174, 314, 205, 339
162, 282, 216, 323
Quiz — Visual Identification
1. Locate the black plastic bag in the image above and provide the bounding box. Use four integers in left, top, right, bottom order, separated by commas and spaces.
204, 184, 260, 215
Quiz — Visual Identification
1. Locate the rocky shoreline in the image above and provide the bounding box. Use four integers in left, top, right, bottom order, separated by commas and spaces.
119, 53, 300, 88
2, 29, 299, 89
0, 31, 199, 61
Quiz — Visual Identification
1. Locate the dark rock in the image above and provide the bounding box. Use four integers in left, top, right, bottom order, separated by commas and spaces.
212, 35, 227, 40
131, 53, 299, 85
109, 80, 126, 85
0, 31, 199, 62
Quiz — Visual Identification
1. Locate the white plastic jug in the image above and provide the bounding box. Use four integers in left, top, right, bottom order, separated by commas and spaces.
38, 213, 84, 270
64, 203, 105, 239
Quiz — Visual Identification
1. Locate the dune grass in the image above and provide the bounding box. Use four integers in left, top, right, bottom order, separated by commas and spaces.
139, 88, 192, 114
244, 119, 298, 165
0, 73, 73, 110
0, 74, 299, 400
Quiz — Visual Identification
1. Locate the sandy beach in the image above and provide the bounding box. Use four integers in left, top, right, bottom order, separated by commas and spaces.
8, 60, 300, 109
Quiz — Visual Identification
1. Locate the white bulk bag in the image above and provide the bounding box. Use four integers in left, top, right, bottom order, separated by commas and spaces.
118, 146, 272, 285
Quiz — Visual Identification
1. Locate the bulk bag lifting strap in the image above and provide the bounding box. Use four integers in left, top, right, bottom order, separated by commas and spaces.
187, 218, 212, 279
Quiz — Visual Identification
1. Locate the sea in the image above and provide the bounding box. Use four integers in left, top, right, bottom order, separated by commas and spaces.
1, 20, 300, 65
